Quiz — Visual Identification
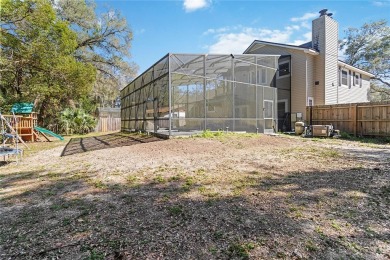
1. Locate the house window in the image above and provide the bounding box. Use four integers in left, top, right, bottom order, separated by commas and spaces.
354, 73, 360, 86
341, 70, 348, 86
278, 61, 290, 78
257, 67, 267, 84
207, 105, 215, 112
307, 97, 314, 106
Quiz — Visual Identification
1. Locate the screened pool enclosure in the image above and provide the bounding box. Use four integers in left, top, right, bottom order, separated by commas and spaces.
121, 53, 291, 136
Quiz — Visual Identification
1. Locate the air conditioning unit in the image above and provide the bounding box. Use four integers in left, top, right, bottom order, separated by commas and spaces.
312, 125, 333, 137
308, 125, 340, 138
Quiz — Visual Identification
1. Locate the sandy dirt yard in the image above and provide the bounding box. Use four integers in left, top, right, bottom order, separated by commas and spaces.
0, 132, 389, 259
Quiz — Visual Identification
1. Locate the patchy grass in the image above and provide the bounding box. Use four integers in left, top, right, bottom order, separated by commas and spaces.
227, 242, 254, 259
126, 175, 138, 185
0, 132, 389, 259
320, 149, 340, 158
340, 132, 390, 146
193, 129, 260, 139
167, 205, 184, 216
305, 240, 318, 252
22, 140, 65, 156
91, 180, 107, 189
194, 129, 225, 138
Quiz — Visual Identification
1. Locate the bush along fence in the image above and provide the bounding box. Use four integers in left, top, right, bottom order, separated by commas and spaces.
306, 101, 390, 137
95, 107, 121, 132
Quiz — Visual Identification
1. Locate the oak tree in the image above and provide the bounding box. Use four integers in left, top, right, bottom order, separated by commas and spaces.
55, 0, 138, 107
340, 20, 390, 100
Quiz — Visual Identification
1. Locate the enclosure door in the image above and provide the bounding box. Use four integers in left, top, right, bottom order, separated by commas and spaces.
277, 99, 288, 132
263, 100, 274, 134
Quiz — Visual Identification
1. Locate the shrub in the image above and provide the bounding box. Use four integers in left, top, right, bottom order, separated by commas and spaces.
340, 131, 353, 139
59, 108, 96, 135
195, 129, 224, 138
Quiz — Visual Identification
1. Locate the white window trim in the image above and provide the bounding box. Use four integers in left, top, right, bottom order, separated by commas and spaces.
354, 72, 361, 87
277, 60, 290, 79
341, 69, 349, 87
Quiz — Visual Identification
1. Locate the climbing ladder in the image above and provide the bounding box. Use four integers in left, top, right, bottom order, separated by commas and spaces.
0, 112, 28, 149
0, 111, 26, 163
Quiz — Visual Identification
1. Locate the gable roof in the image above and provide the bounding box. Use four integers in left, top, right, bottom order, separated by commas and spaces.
338, 60, 375, 78
243, 40, 319, 55
243, 40, 374, 77
298, 41, 313, 49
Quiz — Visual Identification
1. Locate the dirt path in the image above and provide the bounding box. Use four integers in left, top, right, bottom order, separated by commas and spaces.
0, 133, 389, 259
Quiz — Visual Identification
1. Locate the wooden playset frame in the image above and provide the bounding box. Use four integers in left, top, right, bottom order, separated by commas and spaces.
2, 112, 41, 142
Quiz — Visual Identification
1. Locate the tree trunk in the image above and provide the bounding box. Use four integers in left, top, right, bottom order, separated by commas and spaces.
38, 97, 49, 126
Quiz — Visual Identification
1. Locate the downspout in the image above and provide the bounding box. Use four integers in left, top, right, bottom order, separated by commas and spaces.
305, 55, 308, 121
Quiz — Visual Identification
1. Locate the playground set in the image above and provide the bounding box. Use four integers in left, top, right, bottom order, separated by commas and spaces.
0, 103, 63, 162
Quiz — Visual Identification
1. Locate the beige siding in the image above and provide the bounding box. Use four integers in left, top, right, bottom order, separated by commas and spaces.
289, 49, 309, 117
246, 45, 309, 117
361, 75, 371, 100
313, 55, 325, 104
312, 17, 325, 105
324, 16, 339, 104
312, 15, 338, 105
306, 55, 315, 103
338, 71, 370, 103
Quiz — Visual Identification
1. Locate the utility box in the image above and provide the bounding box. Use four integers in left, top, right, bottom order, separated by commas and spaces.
312, 125, 332, 137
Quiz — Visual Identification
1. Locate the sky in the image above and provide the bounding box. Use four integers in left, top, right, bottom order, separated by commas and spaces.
97, 0, 390, 75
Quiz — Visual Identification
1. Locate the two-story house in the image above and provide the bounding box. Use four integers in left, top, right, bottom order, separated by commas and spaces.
244, 9, 374, 125
121, 9, 374, 135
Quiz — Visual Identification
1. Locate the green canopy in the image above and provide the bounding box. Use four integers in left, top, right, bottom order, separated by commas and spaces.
11, 103, 34, 114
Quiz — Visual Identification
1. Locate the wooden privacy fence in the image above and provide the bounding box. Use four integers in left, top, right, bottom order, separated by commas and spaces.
306, 101, 390, 137
95, 107, 121, 132
96, 116, 121, 132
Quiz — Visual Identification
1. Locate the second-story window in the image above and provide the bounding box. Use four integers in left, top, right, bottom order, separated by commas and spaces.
341, 70, 348, 86
354, 73, 360, 86
278, 61, 290, 78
